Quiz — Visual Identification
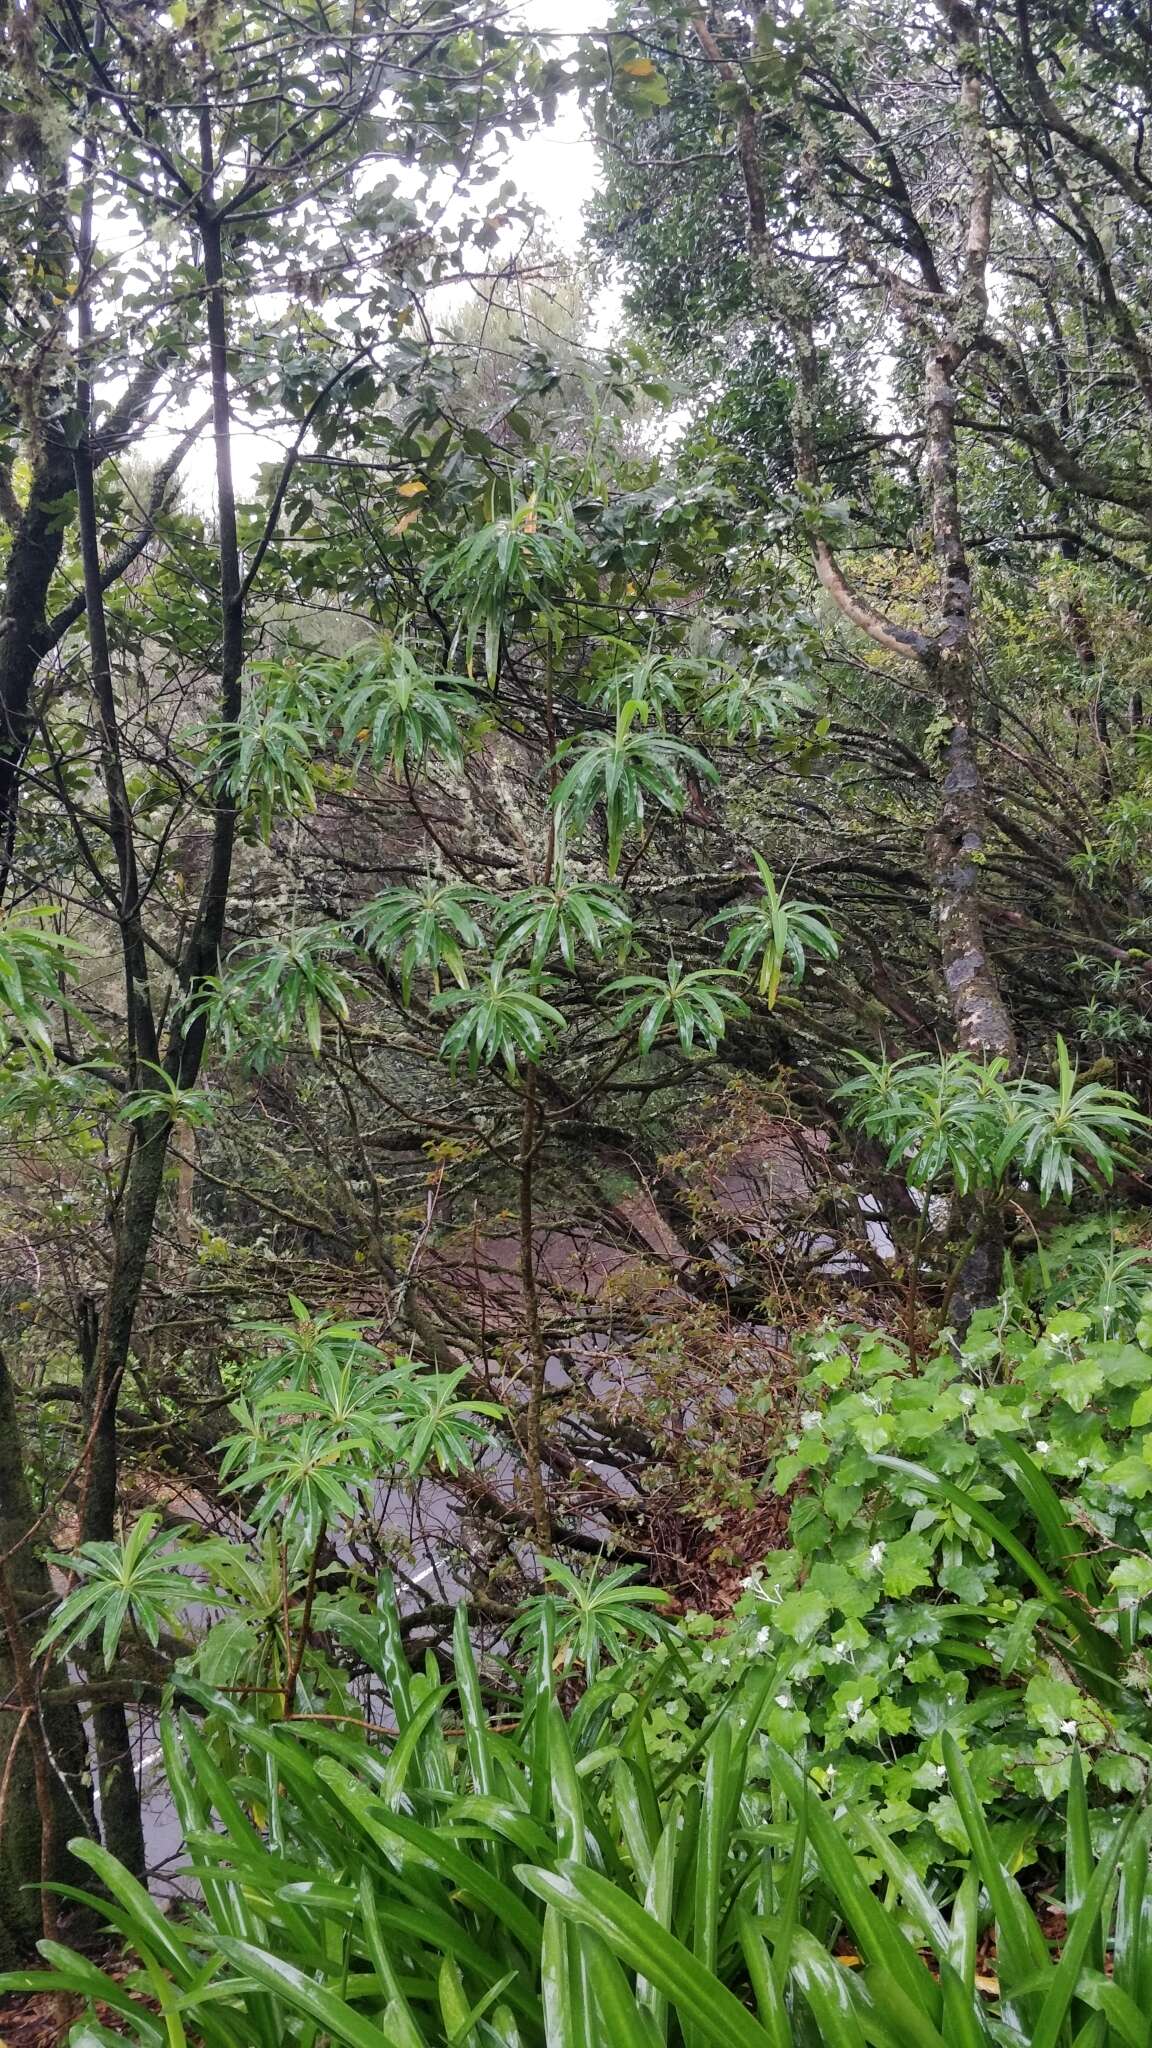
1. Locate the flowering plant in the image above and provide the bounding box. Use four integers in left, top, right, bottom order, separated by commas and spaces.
640, 1272, 1152, 1883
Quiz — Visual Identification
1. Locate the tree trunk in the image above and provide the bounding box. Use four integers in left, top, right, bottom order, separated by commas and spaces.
518, 1071, 552, 1552
0, 121, 74, 884
925, 649, 1016, 1066
77, 1124, 170, 1877
88, 1701, 145, 1877
0, 1350, 96, 1961
64, 110, 247, 1872
0, 434, 74, 894
707, 0, 1017, 1315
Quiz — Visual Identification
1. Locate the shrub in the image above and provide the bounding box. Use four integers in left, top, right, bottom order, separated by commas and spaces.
7, 1581, 1152, 2046
668, 1273, 1152, 1886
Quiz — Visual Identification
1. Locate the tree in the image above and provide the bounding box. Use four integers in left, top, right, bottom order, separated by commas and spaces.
585, 0, 1152, 1081
0, 0, 553, 1938
4, 0, 1152, 1956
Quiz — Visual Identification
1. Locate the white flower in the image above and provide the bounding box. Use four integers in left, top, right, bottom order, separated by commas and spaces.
800, 1411, 821, 1431
755, 1627, 773, 1651
868, 1541, 887, 1568
845, 1697, 865, 1723
958, 1386, 976, 1408
1060, 1717, 1078, 1737
774, 1690, 792, 1709
1035, 1440, 1051, 1456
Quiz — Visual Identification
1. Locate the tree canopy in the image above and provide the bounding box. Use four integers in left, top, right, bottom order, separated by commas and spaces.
2, 0, 1152, 2014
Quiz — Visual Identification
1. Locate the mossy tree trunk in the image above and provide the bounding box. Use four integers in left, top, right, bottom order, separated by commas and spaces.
0, 1349, 96, 1962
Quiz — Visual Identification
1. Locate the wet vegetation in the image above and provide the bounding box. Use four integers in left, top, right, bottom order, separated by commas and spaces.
3, 0, 1152, 2040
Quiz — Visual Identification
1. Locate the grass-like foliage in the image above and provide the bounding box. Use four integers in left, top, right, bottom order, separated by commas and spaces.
10, 1573, 1152, 2048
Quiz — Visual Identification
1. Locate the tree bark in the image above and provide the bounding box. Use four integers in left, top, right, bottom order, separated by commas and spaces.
0, 431, 74, 896
920, 0, 1016, 1066
712, 0, 1017, 1067
65, 110, 248, 1865
68, 59, 154, 1874
0, 1349, 96, 1961
921, 329, 1016, 1065
0, 111, 74, 882
518, 1071, 553, 1552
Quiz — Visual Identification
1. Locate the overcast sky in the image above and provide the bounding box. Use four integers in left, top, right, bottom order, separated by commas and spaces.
508, 0, 609, 251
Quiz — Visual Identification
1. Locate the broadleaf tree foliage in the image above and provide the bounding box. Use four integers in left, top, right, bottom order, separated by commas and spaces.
1, 0, 1152, 1988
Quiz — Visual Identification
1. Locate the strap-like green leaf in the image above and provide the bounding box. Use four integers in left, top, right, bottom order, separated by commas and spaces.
517, 1861, 775, 2048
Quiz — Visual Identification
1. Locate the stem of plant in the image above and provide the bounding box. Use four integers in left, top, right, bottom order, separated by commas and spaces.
0, 1565, 58, 1941
937, 1221, 984, 1335
519, 1066, 552, 1553
905, 1196, 930, 1368
279, 1543, 292, 1710
283, 1529, 325, 1718
542, 644, 557, 885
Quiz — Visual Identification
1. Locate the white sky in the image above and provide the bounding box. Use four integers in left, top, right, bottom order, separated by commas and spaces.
507, 0, 610, 253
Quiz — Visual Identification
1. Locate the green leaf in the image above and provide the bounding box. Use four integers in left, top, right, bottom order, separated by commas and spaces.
214, 1938, 408, 2047
518, 1860, 776, 2048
